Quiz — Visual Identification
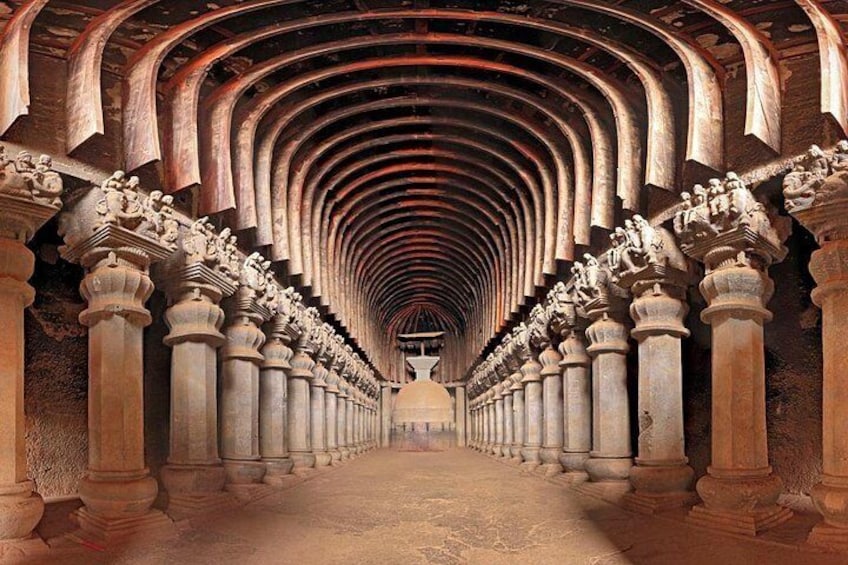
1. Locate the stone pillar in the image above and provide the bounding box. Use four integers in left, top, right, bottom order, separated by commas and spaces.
351, 391, 361, 455
219, 282, 271, 486
260, 311, 296, 484
808, 238, 848, 547
520, 353, 543, 471
559, 330, 592, 481
381, 382, 392, 448
0, 178, 63, 550
500, 385, 513, 459
59, 177, 176, 543
325, 369, 341, 464
510, 373, 525, 465
309, 360, 331, 467
539, 346, 564, 477
455, 386, 467, 447
675, 172, 791, 535
345, 390, 355, 458
158, 228, 239, 517
584, 309, 632, 483
484, 390, 494, 453
468, 400, 477, 449
493, 384, 505, 457
337, 381, 350, 460
618, 265, 695, 513
288, 326, 316, 470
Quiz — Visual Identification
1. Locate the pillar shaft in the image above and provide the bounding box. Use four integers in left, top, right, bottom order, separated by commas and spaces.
560, 331, 591, 474
338, 387, 349, 459
494, 393, 504, 456
624, 276, 695, 513
310, 363, 330, 467
455, 386, 467, 447
346, 397, 355, 456
259, 313, 296, 481
325, 377, 340, 463
0, 238, 43, 541
502, 392, 513, 457
159, 263, 236, 514
584, 313, 632, 482
520, 357, 543, 469
808, 240, 848, 545
539, 346, 564, 476
288, 342, 315, 469
511, 383, 525, 464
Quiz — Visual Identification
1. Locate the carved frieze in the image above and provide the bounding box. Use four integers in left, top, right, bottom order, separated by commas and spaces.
0, 148, 64, 242
783, 142, 848, 243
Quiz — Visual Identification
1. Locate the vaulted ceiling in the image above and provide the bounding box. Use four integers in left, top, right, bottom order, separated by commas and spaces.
4, 0, 846, 381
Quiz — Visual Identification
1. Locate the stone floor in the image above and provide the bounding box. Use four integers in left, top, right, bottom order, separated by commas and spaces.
14, 449, 848, 564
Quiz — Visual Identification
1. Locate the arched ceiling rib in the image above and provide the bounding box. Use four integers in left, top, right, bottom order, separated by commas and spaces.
5, 0, 842, 381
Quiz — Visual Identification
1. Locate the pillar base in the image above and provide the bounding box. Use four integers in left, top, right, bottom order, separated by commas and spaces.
312, 451, 332, 467
329, 449, 342, 464
0, 535, 48, 561
339, 447, 351, 460
539, 447, 563, 477
623, 490, 698, 515
509, 445, 523, 465
71, 506, 175, 548
520, 446, 541, 466
687, 503, 792, 536
808, 522, 848, 551
628, 463, 695, 510
585, 457, 632, 482
165, 492, 238, 521
161, 463, 226, 497
560, 451, 590, 473
0, 482, 44, 540
537, 464, 563, 478
290, 452, 316, 469
222, 459, 266, 485
262, 458, 295, 484
553, 471, 589, 487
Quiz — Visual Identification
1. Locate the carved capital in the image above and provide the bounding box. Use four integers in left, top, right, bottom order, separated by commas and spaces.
78, 260, 155, 327
539, 345, 563, 378
630, 291, 690, 340
699, 266, 774, 325
784, 143, 848, 243
585, 315, 630, 356
221, 316, 267, 362
809, 240, 848, 307
674, 172, 787, 272
558, 331, 590, 368
163, 294, 226, 347
0, 149, 63, 241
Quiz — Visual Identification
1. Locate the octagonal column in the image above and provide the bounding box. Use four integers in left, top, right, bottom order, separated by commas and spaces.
493, 384, 505, 457
325, 370, 341, 464
381, 382, 392, 448
219, 275, 272, 486
620, 266, 695, 514
783, 157, 848, 548
559, 330, 592, 481
260, 310, 296, 484
501, 385, 514, 459
509, 373, 525, 464
337, 381, 350, 459
59, 176, 176, 543
310, 361, 331, 467
520, 354, 543, 471
288, 327, 316, 470
0, 172, 63, 549
345, 391, 355, 458
584, 309, 632, 483
676, 172, 791, 535
484, 390, 494, 453
157, 221, 239, 518
539, 345, 564, 477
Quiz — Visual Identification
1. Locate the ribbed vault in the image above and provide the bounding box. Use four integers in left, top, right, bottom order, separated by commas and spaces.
4, 0, 845, 382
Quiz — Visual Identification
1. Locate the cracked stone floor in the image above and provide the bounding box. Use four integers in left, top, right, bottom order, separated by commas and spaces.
23, 449, 848, 565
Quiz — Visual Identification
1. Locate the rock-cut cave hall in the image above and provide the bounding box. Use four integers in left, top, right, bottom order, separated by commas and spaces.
2, 1, 848, 563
